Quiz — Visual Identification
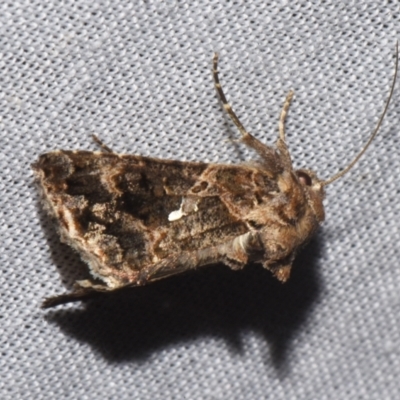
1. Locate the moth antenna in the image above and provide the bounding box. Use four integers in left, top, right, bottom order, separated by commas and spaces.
278, 90, 294, 142
212, 52, 279, 159
322, 41, 398, 186
212, 52, 249, 138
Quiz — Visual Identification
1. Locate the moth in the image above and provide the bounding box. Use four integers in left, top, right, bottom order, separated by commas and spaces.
33, 45, 398, 308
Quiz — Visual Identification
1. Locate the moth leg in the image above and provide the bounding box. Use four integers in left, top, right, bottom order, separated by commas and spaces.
91, 134, 115, 153
263, 252, 295, 283
212, 53, 275, 158
41, 280, 114, 308
41, 288, 100, 308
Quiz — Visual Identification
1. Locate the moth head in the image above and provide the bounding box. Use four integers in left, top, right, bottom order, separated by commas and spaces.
295, 168, 325, 222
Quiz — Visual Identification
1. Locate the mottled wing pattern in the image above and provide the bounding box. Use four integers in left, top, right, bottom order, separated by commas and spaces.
33, 151, 282, 294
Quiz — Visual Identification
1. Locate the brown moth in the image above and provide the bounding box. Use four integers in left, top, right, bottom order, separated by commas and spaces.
33, 45, 398, 308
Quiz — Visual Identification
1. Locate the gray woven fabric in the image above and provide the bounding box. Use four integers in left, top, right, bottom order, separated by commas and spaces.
1, 1, 400, 399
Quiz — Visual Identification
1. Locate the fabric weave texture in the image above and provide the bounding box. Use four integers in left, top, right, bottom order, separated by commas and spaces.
1, 1, 400, 399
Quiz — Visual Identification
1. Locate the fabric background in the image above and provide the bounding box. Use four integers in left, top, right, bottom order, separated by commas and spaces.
1, 1, 400, 399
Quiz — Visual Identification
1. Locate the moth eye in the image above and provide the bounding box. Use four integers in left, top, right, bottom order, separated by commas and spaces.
297, 171, 312, 186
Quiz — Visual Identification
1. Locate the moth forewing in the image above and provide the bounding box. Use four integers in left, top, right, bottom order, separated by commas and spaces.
34, 45, 398, 308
